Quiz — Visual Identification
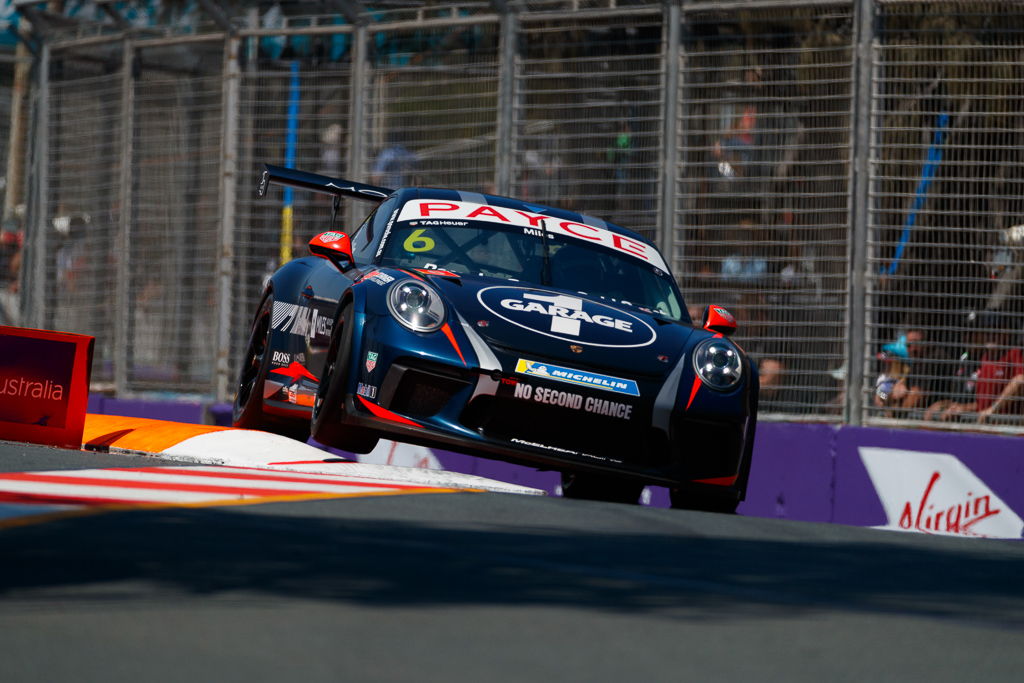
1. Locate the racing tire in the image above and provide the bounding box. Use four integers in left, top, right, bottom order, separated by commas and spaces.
232, 290, 310, 442
560, 472, 643, 505
668, 489, 739, 514
310, 302, 379, 454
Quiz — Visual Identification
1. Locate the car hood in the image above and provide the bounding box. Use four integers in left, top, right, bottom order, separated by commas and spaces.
423, 272, 700, 377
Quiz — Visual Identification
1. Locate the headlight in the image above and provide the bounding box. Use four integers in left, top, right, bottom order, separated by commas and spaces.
387, 279, 446, 332
692, 338, 743, 391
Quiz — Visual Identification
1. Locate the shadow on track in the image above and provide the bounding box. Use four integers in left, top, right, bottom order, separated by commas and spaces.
1, 494, 1022, 628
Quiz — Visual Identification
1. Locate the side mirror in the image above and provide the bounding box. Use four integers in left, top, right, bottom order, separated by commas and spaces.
702, 304, 737, 336
309, 231, 355, 272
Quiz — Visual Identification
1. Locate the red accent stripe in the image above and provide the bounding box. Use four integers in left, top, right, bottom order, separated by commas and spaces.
356, 395, 422, 427
693, 475, 738, 487
684, 333, 725, 411
0, 491, 158, 506
685, 376, 702, 411
270, 361, 319, 383
440, 322, 467, 366
265, 459, 351, 465
401, 269, 425, 281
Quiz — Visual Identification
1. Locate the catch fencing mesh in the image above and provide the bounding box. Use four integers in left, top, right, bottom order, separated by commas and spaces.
129, 41, 224, 392
363, 23, 501, 191
234, 57, 357, 368
515, 11, 664, 241
45, 44, 125, 387
19, 0, 1024, 432
866, 1, 1024, 430
675, 3, 855, 418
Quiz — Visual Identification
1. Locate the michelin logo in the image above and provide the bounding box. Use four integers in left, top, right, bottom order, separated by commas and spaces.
516, 359, 640, 397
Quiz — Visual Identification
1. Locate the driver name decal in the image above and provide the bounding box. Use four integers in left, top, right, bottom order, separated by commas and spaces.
478, 286, 656, 348
396, 199, 668, 271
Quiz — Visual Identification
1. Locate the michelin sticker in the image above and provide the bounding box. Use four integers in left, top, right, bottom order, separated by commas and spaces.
515, 358, 640, 397
478, 286, 656, 348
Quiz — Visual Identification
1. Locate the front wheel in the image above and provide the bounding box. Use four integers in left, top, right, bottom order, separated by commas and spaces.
311, 302, 379, 453
560, 472, 643, 505
232, 290, 310, 441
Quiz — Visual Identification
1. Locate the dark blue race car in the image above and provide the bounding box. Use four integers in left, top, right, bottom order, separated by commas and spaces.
233, 164, 758, 511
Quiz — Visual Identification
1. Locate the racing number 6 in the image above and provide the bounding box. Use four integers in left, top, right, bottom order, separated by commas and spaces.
403, 229, 435, 253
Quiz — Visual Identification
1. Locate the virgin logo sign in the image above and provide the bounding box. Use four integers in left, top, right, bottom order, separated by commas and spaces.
860, 447, 1024, 540
896, 470, 1000, 535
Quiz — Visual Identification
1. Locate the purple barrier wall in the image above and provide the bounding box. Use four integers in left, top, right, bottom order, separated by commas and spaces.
89, 395, 207, 424
737, 422, 837, 521
95, 396, 1024, 537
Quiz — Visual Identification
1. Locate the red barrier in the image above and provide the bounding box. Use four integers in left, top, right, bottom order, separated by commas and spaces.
0, 326, 94, 449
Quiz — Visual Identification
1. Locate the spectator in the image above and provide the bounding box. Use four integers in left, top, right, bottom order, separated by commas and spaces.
978, 372, 1024, 424
370, 140, 417, 189
720, 219, 767, 284
0, 216, 22, 325
873, 328, 929, 417
758, 357, 803, 411
712, 67, 761, 179
925, 312, 1024, 423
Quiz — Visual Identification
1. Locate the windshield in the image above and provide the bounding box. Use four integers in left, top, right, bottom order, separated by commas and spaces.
377, 203, 686, 320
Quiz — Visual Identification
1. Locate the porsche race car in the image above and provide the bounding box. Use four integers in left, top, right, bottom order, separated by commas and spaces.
233, 164, 758, 511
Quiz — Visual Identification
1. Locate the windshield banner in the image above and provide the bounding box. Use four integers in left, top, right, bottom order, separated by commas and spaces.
397, 199, 669, 272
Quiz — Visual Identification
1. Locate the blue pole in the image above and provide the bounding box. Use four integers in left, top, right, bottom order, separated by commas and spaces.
884, 111, 949, 276
280, 61, 300, 264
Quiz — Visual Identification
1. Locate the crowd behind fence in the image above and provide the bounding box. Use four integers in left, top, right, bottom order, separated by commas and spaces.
14, 0, 1024, 433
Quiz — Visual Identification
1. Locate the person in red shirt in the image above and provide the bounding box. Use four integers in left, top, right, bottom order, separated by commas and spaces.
977, 345, 1024, 423
927, 313, 1024, 423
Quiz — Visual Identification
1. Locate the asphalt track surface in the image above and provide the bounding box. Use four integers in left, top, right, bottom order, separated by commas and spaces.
2, 442, 1024, 682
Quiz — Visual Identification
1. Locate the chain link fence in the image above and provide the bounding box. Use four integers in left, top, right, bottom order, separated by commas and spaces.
18, 0, 1024, 433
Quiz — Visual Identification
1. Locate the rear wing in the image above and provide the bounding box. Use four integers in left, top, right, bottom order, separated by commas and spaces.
257, 164, 393, 203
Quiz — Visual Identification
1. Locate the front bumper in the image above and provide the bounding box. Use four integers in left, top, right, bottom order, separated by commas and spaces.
341, 352, 755, 492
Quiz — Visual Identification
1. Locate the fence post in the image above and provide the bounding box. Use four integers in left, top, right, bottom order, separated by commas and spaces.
215, 33, 241, 402
495, 4, 517, 196
25, 42, 48, 329
346, 21, 369, 230
659, 0, 681, 267
113, 39, 134, 396
846, 0, 875, 425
